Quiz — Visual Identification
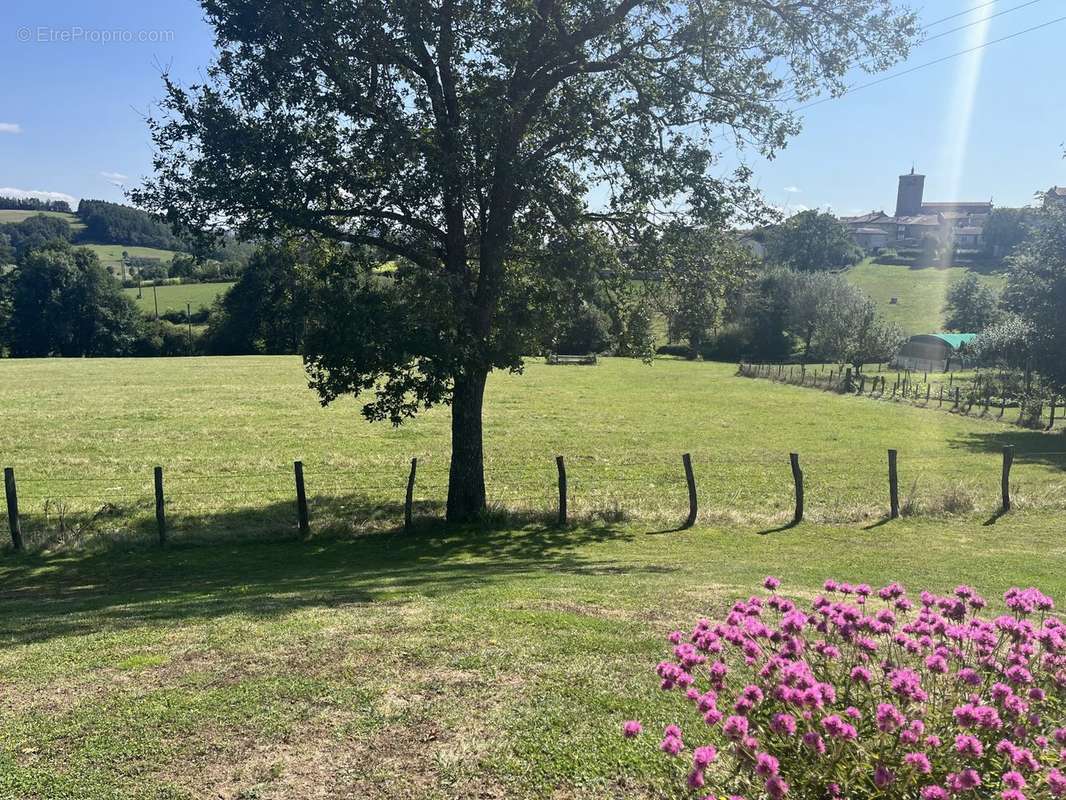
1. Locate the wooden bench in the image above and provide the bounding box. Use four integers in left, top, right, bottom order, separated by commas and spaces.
546, 353, 598, 365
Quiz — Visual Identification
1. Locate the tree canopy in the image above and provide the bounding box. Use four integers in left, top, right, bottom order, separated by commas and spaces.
943, 273, 1002, 333
77, 199, 186, 250
134, 0, 917, 520
767, 210, 863, 273
1000, 205, 1066, 392
5, 242, 143, 357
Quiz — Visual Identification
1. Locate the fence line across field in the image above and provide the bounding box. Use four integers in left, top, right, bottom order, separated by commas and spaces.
739, 361, 1061, 430
1, 443, 1040, 552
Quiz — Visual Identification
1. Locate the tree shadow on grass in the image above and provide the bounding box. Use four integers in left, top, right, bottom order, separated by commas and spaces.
948, 429, 1066, 472
0, 492, 648, 647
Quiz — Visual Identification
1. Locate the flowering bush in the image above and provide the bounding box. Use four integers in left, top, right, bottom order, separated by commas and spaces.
623, 579, 1064, 799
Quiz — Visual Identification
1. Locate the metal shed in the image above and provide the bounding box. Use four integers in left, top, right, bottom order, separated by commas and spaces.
895, 333, 976, 373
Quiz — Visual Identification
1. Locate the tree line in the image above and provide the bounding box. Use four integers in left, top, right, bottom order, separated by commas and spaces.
0, 196, 72, 213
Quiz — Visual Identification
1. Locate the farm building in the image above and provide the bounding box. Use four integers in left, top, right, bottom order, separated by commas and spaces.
894, 333, 976, 372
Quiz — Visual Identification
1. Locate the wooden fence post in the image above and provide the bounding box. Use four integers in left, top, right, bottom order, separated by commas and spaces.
858, 374, 866, 395
887, 450, 899, 520
953, 387, 960, 409
1001, 446, 1015, 513
294, 460, 310, 537
404, 457, 417, 532
925, 383, 930, 403
4, 467, 23, 552
789, 453, 803, 525
555, 455, 567, 527
153, 466, 166, 546
1048, 397, 1058, 431
938, 385, 944, 407
682, 453, 697, 529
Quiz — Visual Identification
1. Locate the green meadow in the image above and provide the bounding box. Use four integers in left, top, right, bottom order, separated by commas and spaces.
0, 356, 1062, 546
83, 243, 179, 270
123, 281, 234, 315
0, 356, 1063, 798
0, 209, 85, 233
845, 258, 1006, 335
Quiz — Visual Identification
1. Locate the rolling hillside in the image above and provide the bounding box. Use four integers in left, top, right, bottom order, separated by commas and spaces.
0, 208, 86, 234
846, 258, 1006, 335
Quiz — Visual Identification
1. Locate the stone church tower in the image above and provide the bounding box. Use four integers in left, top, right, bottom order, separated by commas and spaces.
895, 168, 925, 217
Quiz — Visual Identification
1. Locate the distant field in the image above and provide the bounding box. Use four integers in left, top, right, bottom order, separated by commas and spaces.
846, 258, 1006, 334
84, 243, 179, 269
123, 281, 233, 314
0, 209, 85, 233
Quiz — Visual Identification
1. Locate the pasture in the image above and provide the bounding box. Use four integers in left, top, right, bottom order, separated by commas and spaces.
83, 243, 180, 271
123, 281, 234, 315
0, 209, 85, 234
1, 356, 1064, 549
845, 258, 1006, 334
0, 355, 1064, 798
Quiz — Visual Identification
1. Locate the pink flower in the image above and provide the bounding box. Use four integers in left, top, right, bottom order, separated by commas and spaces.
660, 735, 683, 756
723, 715, 748, 741
875, 702, 905, 733
874, 765, 894, 788
765, 775, 789, 799
764, 576, 781, 591
905, 752, 932, 774
921, 787, 949, 800
755, 752, 779, 777
1002, 772, 1026, 790
956, 734, 983, 757
770, 713, 797, 736
622, 720, 642, 738
1047, 768, 1065, 797
693, 746, 717, 768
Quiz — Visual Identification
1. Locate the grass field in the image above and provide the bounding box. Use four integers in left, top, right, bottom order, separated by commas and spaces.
123, 281, 234, 315
83, 243, 180, 270
0, 357, 1063, 549
0, 356, 1063, 798
846, 258, 1006, 334
0, 209, 86, 234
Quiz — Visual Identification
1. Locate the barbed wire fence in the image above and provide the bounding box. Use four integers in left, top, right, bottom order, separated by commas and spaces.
5, 441, 1066, 552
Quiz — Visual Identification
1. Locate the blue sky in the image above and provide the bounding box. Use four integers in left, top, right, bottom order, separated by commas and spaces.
1, 0, 1064, 215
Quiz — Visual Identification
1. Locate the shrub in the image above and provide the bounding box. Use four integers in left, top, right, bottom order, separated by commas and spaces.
622, 579, 1064, 799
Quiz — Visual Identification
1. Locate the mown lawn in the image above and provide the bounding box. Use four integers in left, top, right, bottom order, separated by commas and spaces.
0, 514, 1063, 799
845, 258, 1006, 335
0, 356, 1063, 550
123, 281, 234, 315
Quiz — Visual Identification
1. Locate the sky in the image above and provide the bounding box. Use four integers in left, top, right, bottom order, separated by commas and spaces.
1, 0, 1064, 215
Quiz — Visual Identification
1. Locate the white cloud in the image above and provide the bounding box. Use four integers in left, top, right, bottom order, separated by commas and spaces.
0, 187, 77, 205
0, 122, 22, 134
783, 185, 801, 193
100, 170, 128, 186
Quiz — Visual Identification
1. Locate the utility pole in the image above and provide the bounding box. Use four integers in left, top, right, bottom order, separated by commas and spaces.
152, 282, 159, 319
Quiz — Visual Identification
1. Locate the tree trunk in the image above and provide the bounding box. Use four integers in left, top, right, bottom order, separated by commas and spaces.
446, 367, 489, 522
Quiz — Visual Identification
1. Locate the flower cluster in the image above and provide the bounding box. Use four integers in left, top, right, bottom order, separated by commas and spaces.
622, 579, 1064, 799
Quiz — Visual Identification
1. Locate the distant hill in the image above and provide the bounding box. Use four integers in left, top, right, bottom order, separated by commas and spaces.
0, 196, 191, 273
76, 198, 186, 251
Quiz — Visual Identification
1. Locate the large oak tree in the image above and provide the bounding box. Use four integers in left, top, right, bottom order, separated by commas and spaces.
135, 0, 917, 521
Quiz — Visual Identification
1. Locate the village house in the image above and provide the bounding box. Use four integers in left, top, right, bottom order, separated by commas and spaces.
842, 169, 992, 252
